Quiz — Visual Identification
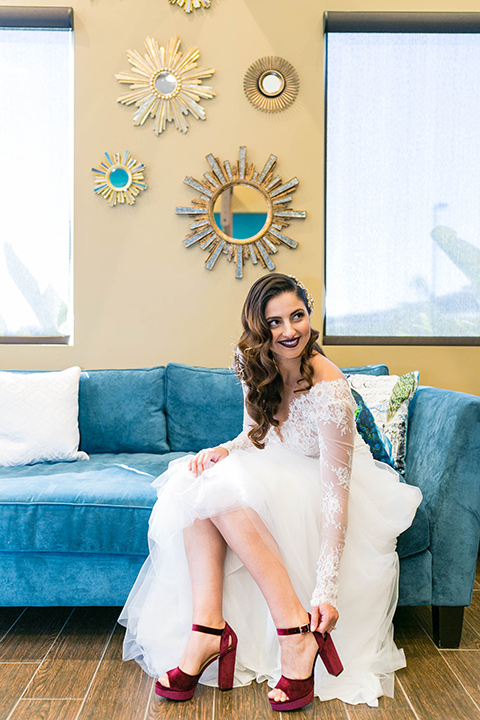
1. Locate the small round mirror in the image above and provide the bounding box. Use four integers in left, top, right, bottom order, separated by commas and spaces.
213, 184, 269, 241
155, 71, 178, 96
259, 71, 285, 97
108, 167, 130, 189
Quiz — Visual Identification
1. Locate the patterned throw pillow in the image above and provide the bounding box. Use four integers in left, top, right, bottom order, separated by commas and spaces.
347, 371, 420, 473
350, 388, 395, 468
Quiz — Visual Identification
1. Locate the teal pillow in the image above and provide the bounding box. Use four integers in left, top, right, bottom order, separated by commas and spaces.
165, 364, 244, 452
350, 388, 395, 467
79, 367, 168, 454
341, 364, 389, 376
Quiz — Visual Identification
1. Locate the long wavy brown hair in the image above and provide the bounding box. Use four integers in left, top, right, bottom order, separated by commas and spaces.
234, 273, 324, 449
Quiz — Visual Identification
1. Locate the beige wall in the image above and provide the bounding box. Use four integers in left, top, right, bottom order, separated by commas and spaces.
0, 0, 478, 395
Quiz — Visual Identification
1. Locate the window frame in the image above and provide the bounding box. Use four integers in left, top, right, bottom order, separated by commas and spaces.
0, 6, 74, 346
323, 12, 480, 346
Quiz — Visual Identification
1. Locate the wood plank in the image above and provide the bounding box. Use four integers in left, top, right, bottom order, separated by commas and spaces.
296, 696, 348, 720
348, 678, 417, 720
0, 663, 40, 719
146, 683, 214, 720
25, 607, 119, 699
215, 680, 276, 720
8, 699, 83, 720
0, 609, 25, 641
215, 677, 348, 720
440, 650, 480, 711
77, 623, 153, 720
0, 607, 73, 663
393, 607, 480, 720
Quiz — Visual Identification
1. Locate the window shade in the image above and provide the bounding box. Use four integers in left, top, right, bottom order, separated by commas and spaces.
324, 12, 480, 344
0, 8, 74, 344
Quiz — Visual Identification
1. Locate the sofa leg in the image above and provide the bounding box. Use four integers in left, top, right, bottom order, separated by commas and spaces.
432, 606, 464, 648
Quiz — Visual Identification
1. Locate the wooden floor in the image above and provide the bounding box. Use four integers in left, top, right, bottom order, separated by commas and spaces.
1, 563, 479, 720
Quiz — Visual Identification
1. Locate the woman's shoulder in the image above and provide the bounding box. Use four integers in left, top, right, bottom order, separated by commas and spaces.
310, 354, 347, 386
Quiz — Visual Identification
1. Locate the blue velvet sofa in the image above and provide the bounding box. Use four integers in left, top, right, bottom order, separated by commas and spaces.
0, 362, 479, 649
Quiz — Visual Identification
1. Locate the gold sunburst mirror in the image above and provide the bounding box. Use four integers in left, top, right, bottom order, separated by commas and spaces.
91, 151, 147, 207
244, 57, 299, 113
176, 146, 306, 279
169, 0, 211, 12
116, 35, 216, 135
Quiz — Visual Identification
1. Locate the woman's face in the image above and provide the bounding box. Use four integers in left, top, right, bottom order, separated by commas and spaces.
264, 291, 311, 362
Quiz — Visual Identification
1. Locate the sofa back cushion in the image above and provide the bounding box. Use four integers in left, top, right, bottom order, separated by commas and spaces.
79, 367, 168, 454
165, 364, 243, 452
164, 363, 390, 453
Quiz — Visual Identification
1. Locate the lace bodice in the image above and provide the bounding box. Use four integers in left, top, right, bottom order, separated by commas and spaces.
221, 378, 355, 609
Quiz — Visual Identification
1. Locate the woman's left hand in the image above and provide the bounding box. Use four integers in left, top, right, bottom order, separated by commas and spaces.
310, 602, 339, 634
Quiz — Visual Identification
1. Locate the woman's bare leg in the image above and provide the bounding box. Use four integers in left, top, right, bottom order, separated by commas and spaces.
212, 509, 319, 703
159, 517, 227, 686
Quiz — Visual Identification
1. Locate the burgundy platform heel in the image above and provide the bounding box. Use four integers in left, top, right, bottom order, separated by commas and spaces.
155, 622, 238, 701
269, 617, 343, 712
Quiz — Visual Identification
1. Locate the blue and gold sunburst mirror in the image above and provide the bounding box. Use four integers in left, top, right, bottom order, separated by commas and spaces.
91, 152, 147, 207
176, 146, 306, 279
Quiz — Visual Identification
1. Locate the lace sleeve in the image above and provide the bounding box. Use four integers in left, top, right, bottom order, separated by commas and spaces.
310, 379, 355, 609
219, 383, 253, 453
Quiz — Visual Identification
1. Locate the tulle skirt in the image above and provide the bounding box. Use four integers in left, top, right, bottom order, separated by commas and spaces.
118, 437, 422, 707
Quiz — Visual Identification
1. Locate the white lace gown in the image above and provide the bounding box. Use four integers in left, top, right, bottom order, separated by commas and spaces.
119, 378, 422, 707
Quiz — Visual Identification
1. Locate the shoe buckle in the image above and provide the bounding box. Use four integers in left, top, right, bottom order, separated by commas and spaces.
298, 623, 310, 634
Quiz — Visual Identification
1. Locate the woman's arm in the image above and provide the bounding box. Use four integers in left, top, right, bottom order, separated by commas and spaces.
310, 378, 355, 630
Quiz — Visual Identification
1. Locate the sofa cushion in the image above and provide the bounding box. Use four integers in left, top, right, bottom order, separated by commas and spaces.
0, 367, 87, 467
0, 452, 186, 556
79, 367, 168, 454
165, 363, 244, 452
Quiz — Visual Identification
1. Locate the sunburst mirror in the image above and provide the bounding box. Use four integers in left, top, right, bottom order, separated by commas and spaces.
176, 146, 306, 279
116, 35, 216, 135
244, 57, 299, 113
91, 151, 147, 207
169, 0, 211, 12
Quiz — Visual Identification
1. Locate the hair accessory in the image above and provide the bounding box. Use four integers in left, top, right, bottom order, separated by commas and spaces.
288, 275, 315, 313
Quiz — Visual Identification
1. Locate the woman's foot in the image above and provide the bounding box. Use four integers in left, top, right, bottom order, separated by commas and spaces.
267, 623, 320, 705
158, 621, 227, 688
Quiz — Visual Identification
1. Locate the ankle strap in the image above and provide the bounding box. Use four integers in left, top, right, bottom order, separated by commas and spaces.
192, 623, 225, 636
277, 622, 311, 636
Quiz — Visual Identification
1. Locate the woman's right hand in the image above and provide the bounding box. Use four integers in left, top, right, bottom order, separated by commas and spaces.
188, 446, 229, 477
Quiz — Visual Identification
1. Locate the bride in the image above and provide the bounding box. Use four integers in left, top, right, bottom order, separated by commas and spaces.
119, 273, 422, 710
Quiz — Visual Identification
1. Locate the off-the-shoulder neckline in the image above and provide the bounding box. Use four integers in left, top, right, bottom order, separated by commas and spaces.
273, 377, 351, 433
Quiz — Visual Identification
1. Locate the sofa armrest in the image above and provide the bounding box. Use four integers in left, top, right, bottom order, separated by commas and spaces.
405, 386, 480, 606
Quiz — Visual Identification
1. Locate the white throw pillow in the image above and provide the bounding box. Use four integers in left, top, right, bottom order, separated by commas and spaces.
0, 366, 89, 467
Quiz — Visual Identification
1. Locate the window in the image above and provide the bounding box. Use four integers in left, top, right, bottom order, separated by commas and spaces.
0, 7, 73, 344
324, 12, 480, 345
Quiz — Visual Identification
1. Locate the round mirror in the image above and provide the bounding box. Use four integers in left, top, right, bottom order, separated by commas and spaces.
212, 184, 269, 241
259, 71, 285, 97
155, 71, 178, 96
244, 57, 299, 113
108, 167, 131, 189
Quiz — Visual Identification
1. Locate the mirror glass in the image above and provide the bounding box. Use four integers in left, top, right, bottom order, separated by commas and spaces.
213, 184, 268, 240
259, 71, 285, 97
155, 71, 178, 96
108, 167, 130, 189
